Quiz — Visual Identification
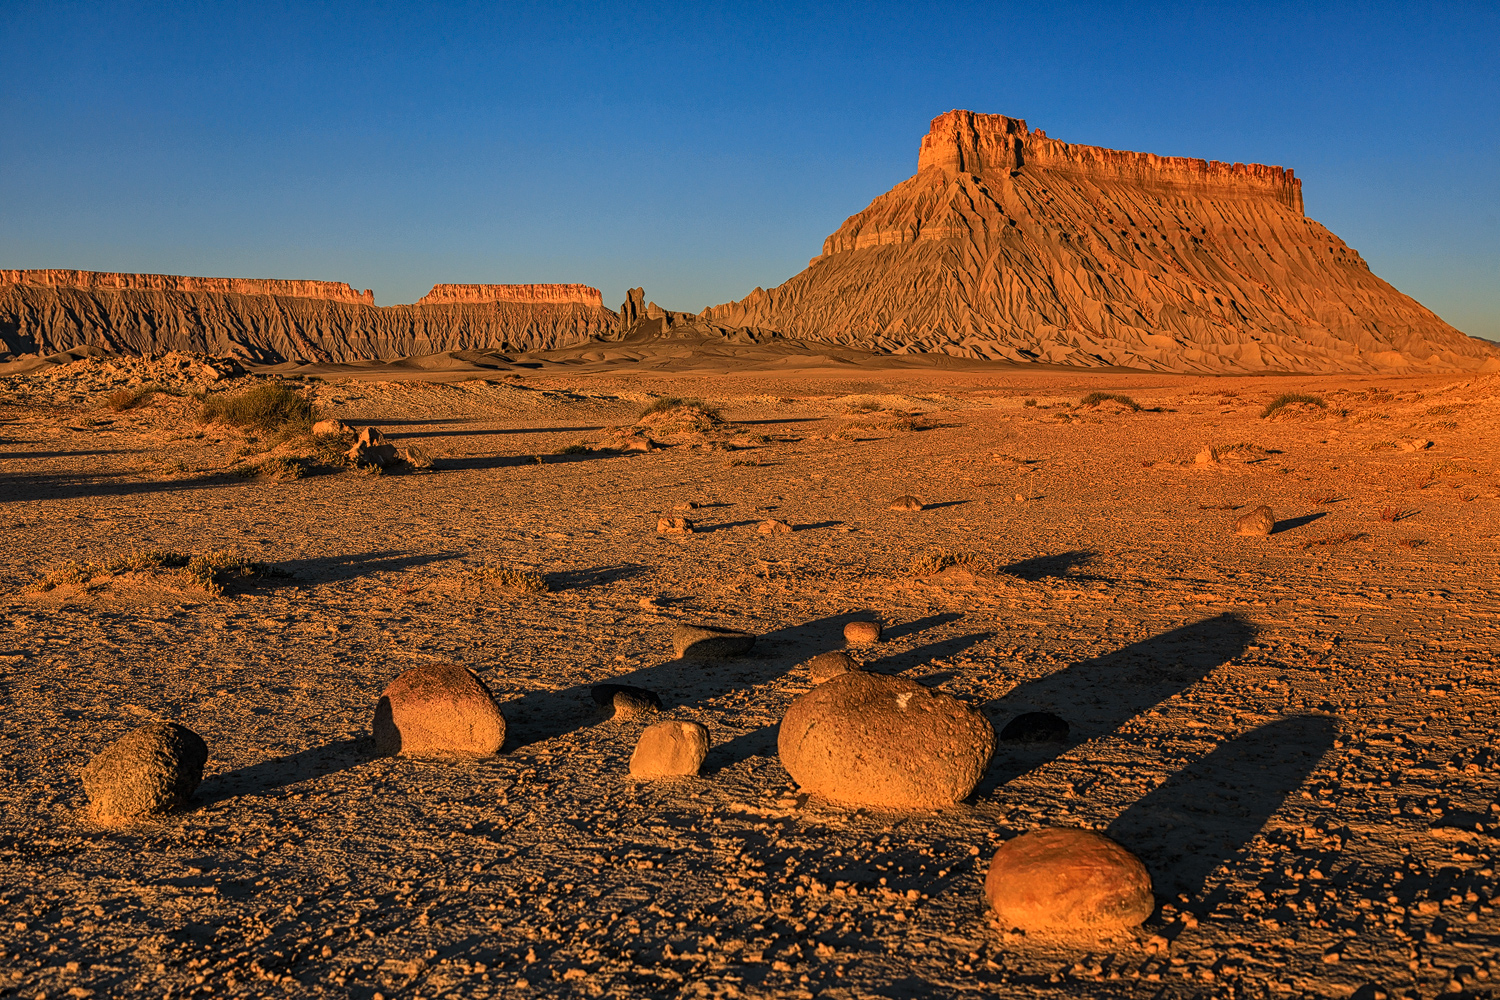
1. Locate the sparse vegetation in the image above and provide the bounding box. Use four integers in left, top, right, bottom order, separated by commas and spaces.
1260, 392, 1326, 418
1380, 507, 1417, 523
106, 383, 163, 411
1395, 538, 1427, 549
27, 548, 284, 597
1022, 398, 1037, 407
469, 566, 550, 594
557, 444, 591, 455
909, 549, 999, 578
639, 396, 722, 422
1300, 532, 1368, 549
1080, 392, 1141, 411
199, 381, 318, 433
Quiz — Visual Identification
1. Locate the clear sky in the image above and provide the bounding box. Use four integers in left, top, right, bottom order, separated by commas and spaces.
2, 1, 1496, 339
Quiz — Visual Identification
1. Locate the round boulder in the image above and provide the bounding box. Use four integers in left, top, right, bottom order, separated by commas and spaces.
592, 683, 662, 721
889, 495, 924, 511
373, 663, 506, 756
82, 721, 208, 820
843, 620, 881, 645
807, 650, 859, 683
778, 672, 995, 809
1235, 505, 1275, 537
985, 828, 1154, 933
673, 624, 755, 660
630, 720, 710, 778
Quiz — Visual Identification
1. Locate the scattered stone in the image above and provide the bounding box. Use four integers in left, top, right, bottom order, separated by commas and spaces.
348, 426, 401, 469
81, 721, 208, 820
1193, 445, 1219, 466
1000, 712, 1070, 743
657, 517, 694, 534
591, 683, 663, 720
373, 664, 506, 756
630, 720, 710, 778
673, 624, 756, 659
1235, 505, 1275, 536
808, 651, 859, 683
311, 418, 350, 437
758, 519, 793, 535
889, 495, 924, 511
778, 672, 995, 809
843, 620, 881, 645
984, 828, 1154, 933
1399, 439, 1434, 452
625, 438, 657, 452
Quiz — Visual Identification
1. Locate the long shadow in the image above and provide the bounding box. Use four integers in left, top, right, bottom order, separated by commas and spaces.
0, 469, 243, 504
273, 550, 463, 584
922, 499, 972, 510
546, 564, 650, 592
698, 519, 762, 533
880, 612, 964, 642
978, 613, 1255, 795
0, 448, 147, 460
860, 632, 994, 675
793, 520, 843, 531
389, 425, 607, 439
496, 612, 869, 751
1272, 512, 1328, 534
1000, 550, 1099, 581
435, 450, 621, 471
197, 737, 377, 805
1106, 715, 1338, 906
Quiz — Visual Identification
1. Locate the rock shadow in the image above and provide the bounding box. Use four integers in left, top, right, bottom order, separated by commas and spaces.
273, 549, 462, 584
1106, 714, 1338, 905
860, 632, 994, 676
879, 611, 965, 642
544, 564, 650, 591
1272, 511, 1328, 534
978, 613, 1255, 794
197, 737, 377, 805
1000, 550, 1098, 581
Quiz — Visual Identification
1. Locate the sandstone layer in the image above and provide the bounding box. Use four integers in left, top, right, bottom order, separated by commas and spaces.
703, 110, 1499, 373
0, 270, 617, 364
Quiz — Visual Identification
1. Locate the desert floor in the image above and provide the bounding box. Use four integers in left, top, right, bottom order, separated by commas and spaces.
2, 358, 1499, 999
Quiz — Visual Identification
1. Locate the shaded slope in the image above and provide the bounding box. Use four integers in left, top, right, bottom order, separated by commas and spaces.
705, 110, 1498, 373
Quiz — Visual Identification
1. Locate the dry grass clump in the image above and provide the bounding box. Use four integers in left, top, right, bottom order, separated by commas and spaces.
556, 443, 591, 455
909, 549, 1000, 578
1380, 507, 1417, 523
468, 566, 550, 594
105, 383, 164, 411
27, 548, 282, 597
1395, 537, 1428, 549
1080, 392, 1141, 411
639, 396, 723, 422
199, 382, 318, 433
1260, 393, 1326, 418
1299, 532, 1368, 550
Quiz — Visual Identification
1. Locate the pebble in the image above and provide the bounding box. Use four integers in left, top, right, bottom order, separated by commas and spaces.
81, 721, 208, 820
778, 672, 995, 809
808, 651, 859, 683
1235, 505, 1275, 536
630, 720, 710, 778
1000, 712, 1070, 743
672, 624, 756, 660
888, 495, 924, 511
985, 827, 1154, 933
373, 663, 506, 756
591, 684, 662, 721
843, 620, 881, 645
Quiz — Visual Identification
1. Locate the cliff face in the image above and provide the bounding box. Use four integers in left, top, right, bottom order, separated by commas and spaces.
706, 111, 1498, 373
414, 283, 604, 306
0, 272, 617, 363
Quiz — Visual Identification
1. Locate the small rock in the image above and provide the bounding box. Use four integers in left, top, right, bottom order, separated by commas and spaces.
311, 418, 350, 437
778, 672, 995, 809
348, 426, 401, 468
1235, 505, 1275, 536
373, 664, 506, 756
808, 651, 859, 683
673, 501, 700, 511
843, 620, 881, 645
591, 683, 662, 721
985, 828, 1154, 933
657, 517, 694, 535
1398, 438, 1434, 452
81, 721, 208, 820
889, 495, 924, 511
673, 624, 755, 660
758, 519, 793, 535
630, 720, 710, 778
1000, 712, 1070, 743
1193, 446, 1218, 466
626, 438, 656, 452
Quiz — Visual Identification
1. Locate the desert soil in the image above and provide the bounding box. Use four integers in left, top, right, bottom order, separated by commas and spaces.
2, 359, 1499, 999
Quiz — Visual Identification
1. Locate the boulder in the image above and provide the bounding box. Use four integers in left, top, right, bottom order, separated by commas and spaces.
657, 516, 694, 534
673, 624, 755, 660
985, 828, 1154, 933
373, 664, 506, 756
630, 720, 710, 778
758, 519, 793, 535
348, 426, 401, 469
843, 620, 881, 645
778, 672, 995, 809
808, 650, 859, 683
889, 495, 924, 511
592, 683, 662, 721
1000, 711, 1070, 743
81, 721, 208, 820
1235, 505, 1275, 536
311, 418, 350, 437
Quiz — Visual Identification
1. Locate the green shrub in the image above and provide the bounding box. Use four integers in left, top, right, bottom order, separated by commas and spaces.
199, 382, 317, 432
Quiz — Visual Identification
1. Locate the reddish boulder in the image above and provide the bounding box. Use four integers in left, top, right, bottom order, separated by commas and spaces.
373, 664, 506, 756
985, 828, 1154, 933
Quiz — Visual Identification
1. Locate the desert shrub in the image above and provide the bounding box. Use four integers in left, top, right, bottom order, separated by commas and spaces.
639, 396, 722, 422
909, 549, 999, 578
1022, 398, 1037, 407
1260, 393, 1326, 418
1080, 392, 1141, 411
199, 382, 317, 433
469, 566, 550, 594
106, 384, 162, 411
557, 443, 591, 455
27, 548, 280, 596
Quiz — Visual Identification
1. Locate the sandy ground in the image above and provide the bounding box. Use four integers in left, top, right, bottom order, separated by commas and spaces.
2, 359, 1499, 999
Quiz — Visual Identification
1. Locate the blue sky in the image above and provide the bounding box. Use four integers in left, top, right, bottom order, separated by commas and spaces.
2, 1, 1496, 338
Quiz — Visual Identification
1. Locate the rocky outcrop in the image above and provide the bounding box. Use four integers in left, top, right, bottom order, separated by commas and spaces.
0, 270, 618, 363
415, 283, 604, 307
704, 110, 1499, 373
